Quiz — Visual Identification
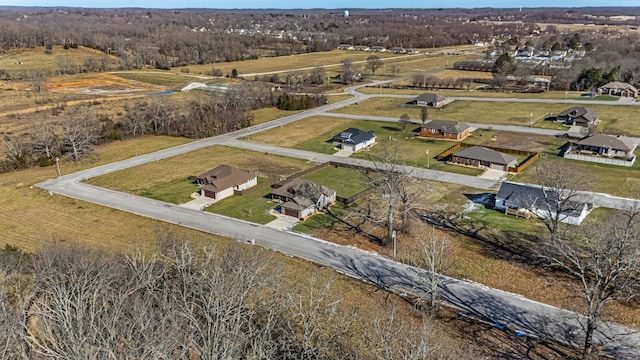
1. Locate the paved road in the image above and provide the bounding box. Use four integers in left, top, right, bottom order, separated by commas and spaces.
35, 79, 640, 358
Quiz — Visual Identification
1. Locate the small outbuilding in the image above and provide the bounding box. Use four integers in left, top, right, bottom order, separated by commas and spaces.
450, 146, 517, 171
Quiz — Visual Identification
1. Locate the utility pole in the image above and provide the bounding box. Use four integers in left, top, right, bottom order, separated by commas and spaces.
392, 230, 397, 259
426, 149, 430, 169
55, 157, 61, 176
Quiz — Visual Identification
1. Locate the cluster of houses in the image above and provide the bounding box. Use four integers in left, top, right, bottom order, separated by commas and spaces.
336, 44, 420, 54
488, 47, 586, 66
192, 164, 337, 221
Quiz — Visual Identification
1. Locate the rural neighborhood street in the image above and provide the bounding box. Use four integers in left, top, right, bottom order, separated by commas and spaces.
36, 80, 640, 358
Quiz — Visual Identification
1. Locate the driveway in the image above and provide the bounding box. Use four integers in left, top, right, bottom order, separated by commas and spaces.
179, 195, 215, 211
479, 168, 507, 180
264, 209, 300, 230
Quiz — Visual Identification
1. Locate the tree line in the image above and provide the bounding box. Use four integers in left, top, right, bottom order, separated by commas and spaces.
0, 240, 472, 360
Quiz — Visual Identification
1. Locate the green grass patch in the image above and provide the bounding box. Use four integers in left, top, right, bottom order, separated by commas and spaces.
301, 166, 370, 198
139, 177, 198, 204
292, 203, 347, 234
464, 206, 546, 238
204, 179, 277, 224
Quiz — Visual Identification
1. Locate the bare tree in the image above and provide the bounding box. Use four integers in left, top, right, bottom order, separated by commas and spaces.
60, 108, 97, 162
2, 136, 30, 170
389, 63, 402, 77
366, 55, 384, 75
536, 163, 587, 240
398, 113, 411, 132
414, 225, 452, 307
309, 66, 326, 86
30, 116, 59, 163
420, 106, 429, 125
361, 145, 413, 246
537, 211, 640, 360
340, 58, 355, 84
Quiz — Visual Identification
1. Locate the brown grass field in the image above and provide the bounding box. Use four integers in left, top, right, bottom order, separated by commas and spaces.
0, 45, 120, 74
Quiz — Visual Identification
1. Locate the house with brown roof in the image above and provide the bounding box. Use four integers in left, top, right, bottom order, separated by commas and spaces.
418, 120, 471, 141
411, 93, 450, 108
598, 81, 638, 98
557, 106, 599, 128
564, 134, 637, 166
271, 179, 336, 219
194, 165, 257, 200
450, 146, 517, 171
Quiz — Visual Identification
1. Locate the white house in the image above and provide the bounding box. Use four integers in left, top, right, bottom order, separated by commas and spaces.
194, 165, 257, 200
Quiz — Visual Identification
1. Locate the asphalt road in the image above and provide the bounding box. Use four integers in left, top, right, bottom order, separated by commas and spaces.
35, 80, 640, 358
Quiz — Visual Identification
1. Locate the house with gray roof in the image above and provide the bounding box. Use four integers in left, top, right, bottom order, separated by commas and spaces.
419, 120, 471, 141
557, 106, 599, 128
495, 182, 592, 225
331, 128, 376, 152
450, 146, 517, 171
564, 134, 637, 166
411, 93, 450, 108
271, 179, 336, 220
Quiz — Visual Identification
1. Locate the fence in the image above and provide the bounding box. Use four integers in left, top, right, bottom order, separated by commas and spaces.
564, 153, 636, 167
436, 142, 539, 173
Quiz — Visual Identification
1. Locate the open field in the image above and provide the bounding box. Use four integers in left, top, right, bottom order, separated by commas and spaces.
0, 45, 120, 74
88, 145, 311, 196
332, 97, 640, 135
172, 50, 399, 76
111, 71, 199, 90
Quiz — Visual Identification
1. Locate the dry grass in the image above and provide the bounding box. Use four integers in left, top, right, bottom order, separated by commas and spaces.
88, 145, 311, 194
246, 115, 345, 148
430, 69, 494, 80
0, 45, 119, 74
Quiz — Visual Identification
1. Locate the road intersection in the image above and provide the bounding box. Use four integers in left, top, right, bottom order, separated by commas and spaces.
37, 81, 640, 358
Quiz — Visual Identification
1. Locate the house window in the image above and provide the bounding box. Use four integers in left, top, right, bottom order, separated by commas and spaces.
431, 128, 436, 133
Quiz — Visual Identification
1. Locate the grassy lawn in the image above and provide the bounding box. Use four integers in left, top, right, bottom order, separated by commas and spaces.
301, 166, 370, 198
204, 179, 276, 224
292, 203, 348, 234
111, 71, 195, 89
139, 177, 198, 204
88, 145, 312, 195
510, 149, 640, 197
252, 107, 302, 125
333, 97, 640, 135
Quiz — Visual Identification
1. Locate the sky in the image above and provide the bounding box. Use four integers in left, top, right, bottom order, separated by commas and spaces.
2, 0, 639, 9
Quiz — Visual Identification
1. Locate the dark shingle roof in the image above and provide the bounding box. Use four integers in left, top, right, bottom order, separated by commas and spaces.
496, 182, 588, 216
331, 128, 375, 145
422, 120, 470, 134
453, 146, 517, 165
557, 106, 598, 123
413, 93, 446, 104
577, 134, 637, 152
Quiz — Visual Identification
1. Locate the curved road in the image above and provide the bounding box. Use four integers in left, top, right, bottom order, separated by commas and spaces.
36, 81, 640, 358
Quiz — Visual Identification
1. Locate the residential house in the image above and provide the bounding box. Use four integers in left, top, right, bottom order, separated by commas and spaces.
353, 45, 370, 51
331, 128, 376, 152
450, 146, 517, 171
194, 165, 257, 200
566, 134, 637, 161
494, 182, 592, 225
389, 47, 405, 54
271, 179, 336, 219
557, 106, 599, 128
370, 46, 386, 52
337, 44, 353, 50
598, 81, 638, 98
418, 120, 471, 141
411, 93, 450, 108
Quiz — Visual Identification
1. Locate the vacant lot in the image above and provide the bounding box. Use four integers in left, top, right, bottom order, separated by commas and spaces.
111, 71, 203, 90
205, 178, 277, 224
301, 165, 371, 198
333, 97, 640, 134
88, 145, 311, 196
0, 46, 120, 74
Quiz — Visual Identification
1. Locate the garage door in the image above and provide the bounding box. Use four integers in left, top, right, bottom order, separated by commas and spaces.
490, 163, 505, 171
283, 208, 299, 218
